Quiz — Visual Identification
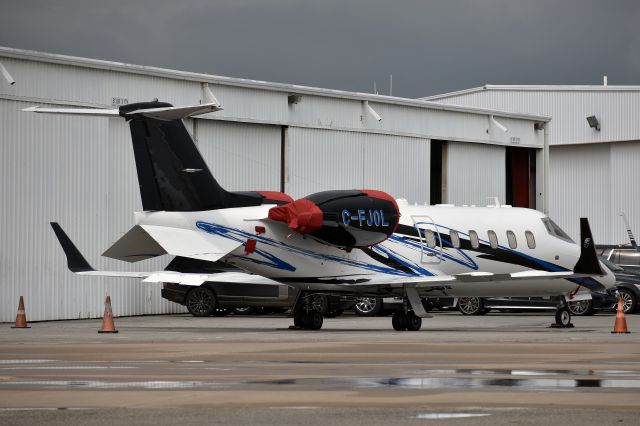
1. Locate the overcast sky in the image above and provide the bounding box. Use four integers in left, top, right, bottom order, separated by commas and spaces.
1, 0, 639, 98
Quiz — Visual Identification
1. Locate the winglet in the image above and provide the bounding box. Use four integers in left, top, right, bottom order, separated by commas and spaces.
573, 218, 604, 275
50, 222, 95, 272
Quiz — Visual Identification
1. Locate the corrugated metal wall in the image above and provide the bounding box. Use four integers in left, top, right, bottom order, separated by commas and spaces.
445, 142, 505, 206
195, 120, 281, 191
549, 141, 640, 244
0, 99, 182, 322
429, 88, 640, 146
286, 127, 430, 203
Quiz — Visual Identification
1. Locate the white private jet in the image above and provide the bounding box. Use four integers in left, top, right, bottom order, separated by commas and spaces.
30, 98, 615, 330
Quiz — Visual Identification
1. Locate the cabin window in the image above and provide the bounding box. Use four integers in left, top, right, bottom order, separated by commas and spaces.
450, 230, 460, 248
425, 230, 437, 248
488, 230, 498, 249
506, 230, 517, 249
525, 231, 536, 249
469, 230, 479, 249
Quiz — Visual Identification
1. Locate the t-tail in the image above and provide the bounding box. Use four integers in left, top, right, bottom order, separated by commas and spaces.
121, 101, 264, 211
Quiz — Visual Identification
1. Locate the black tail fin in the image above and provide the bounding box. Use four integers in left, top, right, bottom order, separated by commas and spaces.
121, 101, 261, 211
573, 218, 604, 275
50, 222, 95, 272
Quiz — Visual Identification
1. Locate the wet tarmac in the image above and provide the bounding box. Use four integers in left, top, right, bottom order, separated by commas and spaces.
1, 311, 640, 425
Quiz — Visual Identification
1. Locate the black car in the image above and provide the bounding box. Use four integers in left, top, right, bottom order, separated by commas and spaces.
161, 257, 352, 317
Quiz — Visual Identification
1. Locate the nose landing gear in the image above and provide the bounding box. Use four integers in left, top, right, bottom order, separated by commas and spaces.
550, 305, 574, 328
391, 309, 422, 331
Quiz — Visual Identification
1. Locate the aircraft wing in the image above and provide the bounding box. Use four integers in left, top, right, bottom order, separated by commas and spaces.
349, 270, 575, 288
51, 222, 276, 286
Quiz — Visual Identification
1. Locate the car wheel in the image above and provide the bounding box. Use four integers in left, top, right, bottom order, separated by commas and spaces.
186, 287, 217, 317
618, 288, 637, 314
568, 299, 594, 316
353, 297, 383, 316
308, 294, 328, 314
458, 297, 484, 315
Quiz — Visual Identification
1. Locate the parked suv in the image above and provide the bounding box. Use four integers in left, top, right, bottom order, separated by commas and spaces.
161, 257, 352, 317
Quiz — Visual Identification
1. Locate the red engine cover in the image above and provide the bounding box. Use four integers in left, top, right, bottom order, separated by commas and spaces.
268, 198, 324, 234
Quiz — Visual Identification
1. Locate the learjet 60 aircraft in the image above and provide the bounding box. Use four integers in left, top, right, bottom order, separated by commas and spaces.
28, 98, 616, 330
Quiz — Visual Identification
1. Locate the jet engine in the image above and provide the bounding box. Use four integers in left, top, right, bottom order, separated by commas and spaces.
268, 189, 400, 248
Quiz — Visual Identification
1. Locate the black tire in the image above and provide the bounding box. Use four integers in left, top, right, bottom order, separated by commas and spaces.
305, 311, 324, 330
233, 307, 255, 315
392, 310, 408, 331
212, 307, 230, 317
405, 312, 422, 331
186, 287, 217, 317
458, 297, 484, 315
555, 307, 572, 327
618, 288, 637, 314
568, 299, 594, 316
308, 294, 328, 314
353, 297, 383, 316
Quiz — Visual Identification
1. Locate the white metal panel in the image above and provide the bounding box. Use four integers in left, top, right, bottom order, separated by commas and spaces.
445, 142, 505, 207
609, 141, 640, 245
548, 144, 611, 243
286, 127, 430, 203
362, 134, 430, 204
195, 120, 281, 192
286, 128, 365, 198
0, 99, 183, 322
428, 87, 640, 146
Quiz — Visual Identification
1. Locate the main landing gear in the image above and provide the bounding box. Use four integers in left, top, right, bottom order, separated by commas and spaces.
392, 309, 422, 331
292, 293, 325, 330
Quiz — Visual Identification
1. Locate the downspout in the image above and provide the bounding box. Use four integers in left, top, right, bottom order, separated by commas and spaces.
543, 123, 549, 215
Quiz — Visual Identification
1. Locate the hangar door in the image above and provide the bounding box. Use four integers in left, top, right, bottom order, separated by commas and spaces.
194, 120, 282, 192
445, 141, 505, 206
286, 127, 429, 203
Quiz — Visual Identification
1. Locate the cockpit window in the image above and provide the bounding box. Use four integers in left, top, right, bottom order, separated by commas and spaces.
541, 217, 574, 243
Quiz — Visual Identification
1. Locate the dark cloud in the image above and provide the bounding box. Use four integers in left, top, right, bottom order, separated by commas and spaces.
1, 0, 639, 97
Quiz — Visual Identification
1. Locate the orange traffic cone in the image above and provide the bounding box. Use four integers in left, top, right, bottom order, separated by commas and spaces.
98, 295, 118, 334
611, 295, 630, 334
11, 296, 30, 328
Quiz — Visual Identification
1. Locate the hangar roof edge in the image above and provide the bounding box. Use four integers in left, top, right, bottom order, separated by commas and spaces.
422, 84, 640, 101
0, 46, 550, 122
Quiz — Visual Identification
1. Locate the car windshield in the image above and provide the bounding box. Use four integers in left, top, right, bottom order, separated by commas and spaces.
541, 217, 574, 243
599, 256, 624, 272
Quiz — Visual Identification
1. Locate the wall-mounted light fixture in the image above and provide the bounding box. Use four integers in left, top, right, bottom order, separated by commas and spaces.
0, 62, 15, 85
534, 122, 545, 131
490, 115, 507, 132
363, 101, 382, 122
288, 94, 302, 105
586, 115, 600, 131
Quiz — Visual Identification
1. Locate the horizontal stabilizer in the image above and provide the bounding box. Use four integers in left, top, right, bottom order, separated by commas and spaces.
22, 102, 222, 121
140, 225, 242, 263
102, 225, 166, 263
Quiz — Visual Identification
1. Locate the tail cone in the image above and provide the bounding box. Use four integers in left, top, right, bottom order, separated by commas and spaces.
98, 295, 119, 334
11, 296, 30, 329
611, 295, 631, 334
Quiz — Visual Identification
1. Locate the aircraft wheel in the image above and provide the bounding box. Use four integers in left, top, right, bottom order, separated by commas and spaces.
405, 312, 422, 331
293, 307, 306, 328
392, 310, 408, 331
554, 307, 572, 328
305, 310, 324, 330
